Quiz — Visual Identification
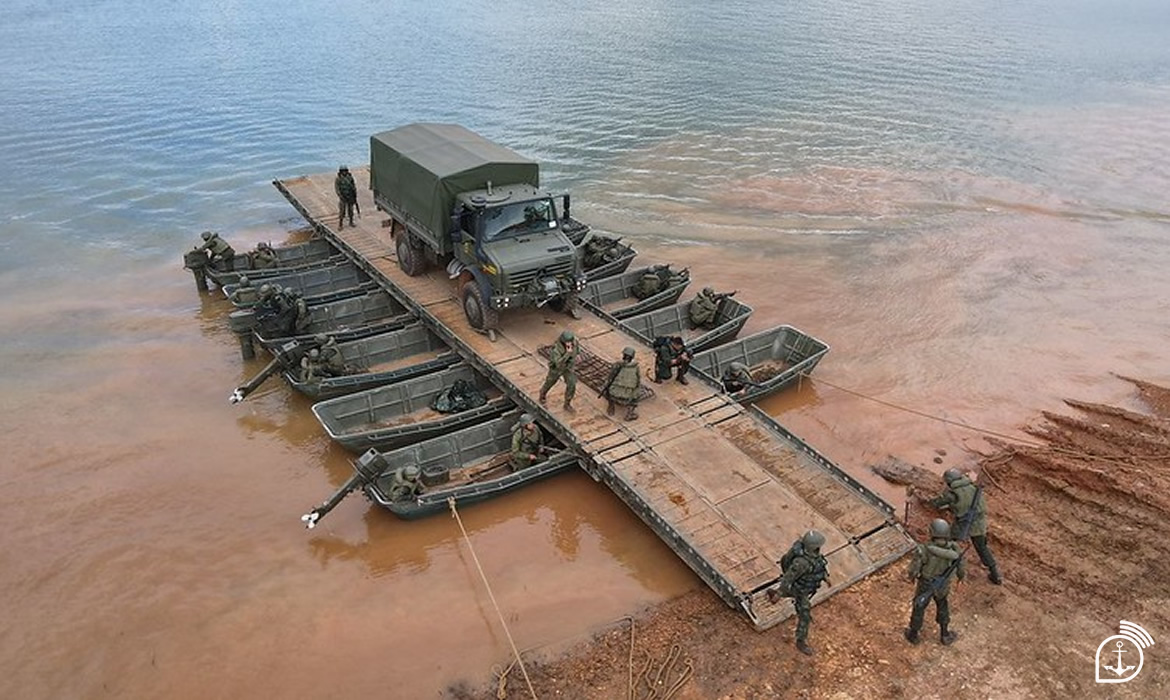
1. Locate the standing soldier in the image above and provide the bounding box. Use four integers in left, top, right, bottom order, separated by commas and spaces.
905, 518, 965, 645
539, 329, 578, 411
289, 289, 311, 335
509, 413, 546, 471
930, 469, 1001, 584
653, 335, 692, 385
198, 231, 235, 267
766, 530, 829, 656
601, 347, 642, 421
335, 165, 358, 229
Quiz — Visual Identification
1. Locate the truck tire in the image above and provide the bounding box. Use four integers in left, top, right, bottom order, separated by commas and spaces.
396, 234, 427, 277
461, 280, 499, 332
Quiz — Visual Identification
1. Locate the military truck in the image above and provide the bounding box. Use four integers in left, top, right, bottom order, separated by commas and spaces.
370, 123, 588, 335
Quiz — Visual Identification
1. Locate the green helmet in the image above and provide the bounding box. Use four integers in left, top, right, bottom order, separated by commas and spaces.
728, 361, 749, 373
271, 284, 283, 295
403, 465, 420, 480
801, 530, 826, 551
943, 469, 963, 485
308, 349, 319, 359
930, 519, 951, 539
702, 287, 715, 296
259, 283, 273, 297
238, 275, 250, 286
339, 165, 349, 173
201, 231, 213, 241
314, 333, 328, 344
559, 329, 575, 343
622, 346, 636, 359
519, 413, 535, 426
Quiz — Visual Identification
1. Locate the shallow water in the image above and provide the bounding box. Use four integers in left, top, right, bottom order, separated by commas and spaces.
2, 0, 1169, 696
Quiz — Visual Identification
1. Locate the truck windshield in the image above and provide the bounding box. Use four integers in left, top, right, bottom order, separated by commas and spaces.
481, 199, 558, 242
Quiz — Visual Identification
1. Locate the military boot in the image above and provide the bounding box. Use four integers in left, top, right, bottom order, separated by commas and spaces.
625, 405, 639, 421
940, 627, 958, 645
539, 391, 548, 405
796, 640, 814, 656
563, 398, 575, 413
903, 628, 921, 645
606, 400, 615, 416
989, 568, 1003, 585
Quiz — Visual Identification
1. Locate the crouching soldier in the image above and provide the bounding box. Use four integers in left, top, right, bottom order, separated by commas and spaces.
602, 347, 642, 421
653, 335, 692, 385
766, 530, 829, 656
229, 275, 258, 306
386, 465, 423, 502
721, 361, 756, 395
198, 231, 235, 268
905, 518, 965, 646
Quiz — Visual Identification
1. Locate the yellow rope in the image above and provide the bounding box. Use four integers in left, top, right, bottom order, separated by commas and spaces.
448, 497, 538, 700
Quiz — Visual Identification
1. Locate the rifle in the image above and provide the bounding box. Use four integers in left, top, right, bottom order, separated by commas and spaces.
599, 366, 618, 398
913, 485, 983, 607
715, 290, 738, 300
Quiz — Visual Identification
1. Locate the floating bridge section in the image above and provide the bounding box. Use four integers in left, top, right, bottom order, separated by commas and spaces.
275, 167, 912, 629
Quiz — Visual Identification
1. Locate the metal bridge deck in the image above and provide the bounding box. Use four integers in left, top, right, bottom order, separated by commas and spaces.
274, 168, 912, 629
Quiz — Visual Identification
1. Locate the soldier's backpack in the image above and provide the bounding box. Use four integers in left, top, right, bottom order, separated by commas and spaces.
780, 540, 804, 573
430, 379, 488, 414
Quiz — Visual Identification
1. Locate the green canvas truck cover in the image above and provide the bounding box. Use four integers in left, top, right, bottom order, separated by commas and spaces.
370, 123, 541, 241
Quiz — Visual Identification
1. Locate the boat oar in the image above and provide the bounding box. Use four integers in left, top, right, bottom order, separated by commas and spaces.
301, 449, 389, 529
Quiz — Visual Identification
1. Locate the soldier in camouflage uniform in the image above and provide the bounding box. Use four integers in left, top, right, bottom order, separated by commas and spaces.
688, 287, 720, 329
767, 530, 829, 656
906, 518, 965, 645
602, 347, 642, 420
252, 241, 279, 269
313, 333, 346, 376
299, 348, 323, 383
721, 361, 756, 395
930, 469, 1001, 584
539, 329, 578, 411
335, 165, 358, 229
229, 275, 258, 306
386, 465, 424, 502
510, 413, 546, 471
653, 335, 692, 385
198, 231, 235, 267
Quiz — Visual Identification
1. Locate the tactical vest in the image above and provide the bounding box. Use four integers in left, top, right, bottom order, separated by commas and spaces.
781, 543, 829, 596
912, 540, 961, 582
688, 294, 719, 326
950, 478, 987, 537
608, 362, 641, 401
208, 236, 232, 257
387, 468, 422, 501
512, 425, 543, 457
549, 341, 577, 371
633, 272, 663, 299
231, 287, 258, 305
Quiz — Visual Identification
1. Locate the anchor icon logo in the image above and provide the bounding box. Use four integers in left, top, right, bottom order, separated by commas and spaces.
1095, 620, 1154, 684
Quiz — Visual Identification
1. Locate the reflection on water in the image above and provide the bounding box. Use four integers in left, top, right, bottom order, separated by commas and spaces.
3, 0, 1170, 695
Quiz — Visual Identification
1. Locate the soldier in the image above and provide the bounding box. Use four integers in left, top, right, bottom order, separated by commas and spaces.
386, 465, 424, 502
601, 347, 642, 420
255, 283, 279, 316
299, 348, 323, 383
631, 264, 670, 300
929, 469, 1001, 584
314, 333, 346, 376
509, 413, 546, 471
767, 530, 829, 656
721, 361, 756, 395
229, 275, 258, 306
335, 165, 358, 229
905, 518, 965, 646
653, 335, 692, 385
252, 241, 279, 269
539, 329, 578, 411
198, 231, 235, 267
289, 289, 311, 335
688, 287, 734, 329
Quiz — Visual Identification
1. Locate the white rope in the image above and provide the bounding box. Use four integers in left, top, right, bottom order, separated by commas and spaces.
448, 497, 538, 699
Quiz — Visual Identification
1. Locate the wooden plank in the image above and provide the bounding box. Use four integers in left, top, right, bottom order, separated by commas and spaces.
651, 430, 771, 504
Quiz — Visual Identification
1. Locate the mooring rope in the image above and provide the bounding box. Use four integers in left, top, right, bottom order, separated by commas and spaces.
448, 497, 537, 700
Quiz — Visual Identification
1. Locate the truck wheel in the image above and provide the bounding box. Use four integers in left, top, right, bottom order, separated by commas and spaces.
396, 234, 427, 276
461, 280, 499, 332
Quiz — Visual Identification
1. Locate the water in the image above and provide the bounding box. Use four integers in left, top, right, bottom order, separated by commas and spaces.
2, 0, 1169, 696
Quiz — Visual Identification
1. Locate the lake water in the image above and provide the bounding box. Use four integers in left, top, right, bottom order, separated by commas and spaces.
2, 0, 1169, 696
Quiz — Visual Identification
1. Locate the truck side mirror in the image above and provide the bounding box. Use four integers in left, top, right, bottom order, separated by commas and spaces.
562, 194, 571, 220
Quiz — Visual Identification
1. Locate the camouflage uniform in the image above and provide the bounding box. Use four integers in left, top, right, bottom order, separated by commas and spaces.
510, 415, 545, 471
653, 336, 692, 384
906, 519, 965, 645
540, 331, 578, 409
930, 471, 1001, 584
604, 348, 642, 420
335, 166, 358, 228
229, 276, 258, 306
198, 231, 235, 267
768, 531, 829, 655
688, 288, 721, 329
386, 466, 423, 502
252, 243, 279, 269
314, 334, 346, 376
721, 361, 754, 394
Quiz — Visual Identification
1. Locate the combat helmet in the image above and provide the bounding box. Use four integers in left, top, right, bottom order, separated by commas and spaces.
622, 346, 636, 359
519, 413, 535, 426
339, 165, 349, 173
259, 283, 273, 297
314, 333, 329, 344
308, 349, 319, 359
559, 329, 575, 343
801, 530, 826, 552
201, 231, 213, 241
929, 518, 951, 539
238, 275, 251, 287
943, 468, 963, 485
702, 287, 715, 296
403, 465, 420, 480
728, 361, 749, 373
